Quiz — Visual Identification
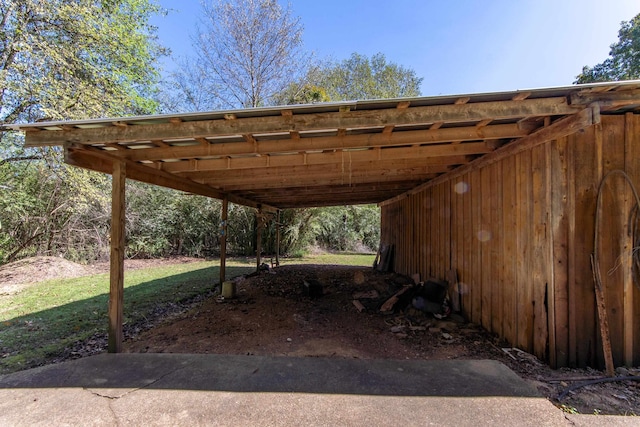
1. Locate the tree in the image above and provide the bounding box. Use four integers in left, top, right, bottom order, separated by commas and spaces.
169, 0, 308, 110
315, 52, 422, 101
576, 13, 640, 83
0, 1, 163, 128
0, 0, 165, 264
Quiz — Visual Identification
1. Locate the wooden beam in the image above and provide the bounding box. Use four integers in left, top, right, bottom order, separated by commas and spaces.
198, 162, 453, 187
216, 171, 440, 191
220, 197, 228, 285
380, 105, 599, 206
570, 89, 640, 109
115, 123, 531, 163
239, 181, 419, 198
24, 97, 576, 147
64, 148, 277, 212
274, 197, 397, 208
160, 143, 478, 173
108, 161, 126, 353
257, 190, 405, 205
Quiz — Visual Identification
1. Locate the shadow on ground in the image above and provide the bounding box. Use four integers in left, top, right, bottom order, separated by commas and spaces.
0, 353, 539, 398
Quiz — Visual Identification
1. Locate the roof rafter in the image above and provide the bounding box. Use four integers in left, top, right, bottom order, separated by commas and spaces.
113, 123, 529, 163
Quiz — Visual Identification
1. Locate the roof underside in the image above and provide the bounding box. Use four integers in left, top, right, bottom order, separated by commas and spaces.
8, 81, 640, 211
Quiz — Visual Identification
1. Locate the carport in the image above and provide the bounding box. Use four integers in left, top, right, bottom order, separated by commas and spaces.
7, 80, 640, 368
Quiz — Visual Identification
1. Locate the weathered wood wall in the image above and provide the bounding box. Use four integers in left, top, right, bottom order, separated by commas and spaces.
381, 114, 640, 368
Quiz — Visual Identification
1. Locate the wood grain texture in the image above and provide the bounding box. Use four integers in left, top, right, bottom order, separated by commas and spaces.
108, 161, 126, 353
378, 115, 637, 368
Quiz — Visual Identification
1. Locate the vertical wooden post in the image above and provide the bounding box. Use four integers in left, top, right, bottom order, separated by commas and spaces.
623, 112, 635, 366
220, 197, 228, 285
275, 210, 281, 267
108, 161, 126, 353
256, 208, 262, 272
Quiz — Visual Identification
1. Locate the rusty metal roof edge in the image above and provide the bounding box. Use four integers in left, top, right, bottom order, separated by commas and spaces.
4, 80, 640, 131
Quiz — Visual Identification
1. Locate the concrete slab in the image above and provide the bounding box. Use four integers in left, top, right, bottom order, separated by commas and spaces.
0, 354, 636, 426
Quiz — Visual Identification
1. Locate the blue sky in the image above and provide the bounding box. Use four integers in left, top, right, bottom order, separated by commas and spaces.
152, 0, 639, 97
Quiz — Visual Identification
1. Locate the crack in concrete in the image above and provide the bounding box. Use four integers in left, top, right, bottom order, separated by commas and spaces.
107, 399, 120, 426
84, 365, 185, 400
563, 414, 577, 426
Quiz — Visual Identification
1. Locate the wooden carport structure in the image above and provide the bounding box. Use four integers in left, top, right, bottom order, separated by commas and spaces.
8, 81, 640, 368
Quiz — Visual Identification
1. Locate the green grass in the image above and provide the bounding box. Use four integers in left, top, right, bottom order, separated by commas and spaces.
278, 252, 375, 266
0, 253, 374, 374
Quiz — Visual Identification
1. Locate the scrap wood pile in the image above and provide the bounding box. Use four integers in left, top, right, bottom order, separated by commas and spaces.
238, 264, 476, 343
349, 269, 466, 340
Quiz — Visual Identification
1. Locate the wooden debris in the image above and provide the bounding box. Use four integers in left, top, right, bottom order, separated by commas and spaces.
353, 270, 365, 285
352, 299, 365, 313
379, 284, 413, 313
352, 290, 379, 299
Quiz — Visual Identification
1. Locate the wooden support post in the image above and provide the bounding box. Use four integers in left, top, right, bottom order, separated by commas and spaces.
275, 210, 281, 267
220, 197, 228, 285
623, 112, 635, 367
256, 208, 262, 271
108, 161, 126, 353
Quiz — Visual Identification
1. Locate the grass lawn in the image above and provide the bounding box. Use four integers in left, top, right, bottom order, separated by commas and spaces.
0, 253, 375, 374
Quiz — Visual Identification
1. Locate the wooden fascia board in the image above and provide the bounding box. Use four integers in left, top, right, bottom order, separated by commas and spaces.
379, 105, 599, 207
108, 123, 529, 163
570, 89, 640, 109
65, 147, 276, 212
25, 97, 575, 147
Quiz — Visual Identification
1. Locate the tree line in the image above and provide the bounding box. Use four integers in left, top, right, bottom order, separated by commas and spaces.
0, 0, 420, 265
1, 1, 638, 266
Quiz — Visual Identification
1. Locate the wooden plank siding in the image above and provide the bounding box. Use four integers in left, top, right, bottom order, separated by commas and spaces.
380, 114, 640, 368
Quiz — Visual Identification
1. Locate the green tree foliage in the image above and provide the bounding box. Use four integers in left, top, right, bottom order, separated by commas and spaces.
318, 53, 423, 100
279, 53, 423, 104
0, 154, 112, 263
272, 52, 423, 255
0, 0, 164, 264
575, 13, 640, 83
0, 0, 163, 128
313, 206, 380, 252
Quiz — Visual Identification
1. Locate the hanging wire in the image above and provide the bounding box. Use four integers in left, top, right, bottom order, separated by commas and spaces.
593, 169, 640, 293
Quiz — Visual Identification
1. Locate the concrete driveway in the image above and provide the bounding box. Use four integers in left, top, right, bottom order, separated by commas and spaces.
0, 354, 636, 426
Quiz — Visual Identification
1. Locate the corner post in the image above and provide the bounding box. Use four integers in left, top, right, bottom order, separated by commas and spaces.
108, 161, 126, 353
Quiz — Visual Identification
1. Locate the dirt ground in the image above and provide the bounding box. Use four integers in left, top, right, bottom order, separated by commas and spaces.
124, 263, 640, 416
2, 257, 639, 416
